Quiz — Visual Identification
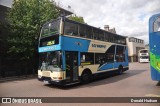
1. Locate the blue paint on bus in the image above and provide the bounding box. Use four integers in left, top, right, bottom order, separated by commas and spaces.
61, 36, 90, 52
38, 44, 61, 52
149, 13, 160, 81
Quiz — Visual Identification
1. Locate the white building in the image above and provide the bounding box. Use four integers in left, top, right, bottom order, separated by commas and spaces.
126, 37, 145, 62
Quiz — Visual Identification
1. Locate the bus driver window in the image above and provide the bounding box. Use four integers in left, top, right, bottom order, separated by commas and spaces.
153, 17, 160, 32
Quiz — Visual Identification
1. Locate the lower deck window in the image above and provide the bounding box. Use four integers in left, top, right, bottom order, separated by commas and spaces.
81, 53, 94, 65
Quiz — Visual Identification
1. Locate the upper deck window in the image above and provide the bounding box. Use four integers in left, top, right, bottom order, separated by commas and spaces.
62, 18, 126, 45
93, 29, 99, 40
86, 26, 93, 39
41, 19, 60, 37
79, 24, 86, 37
153, 17, 160, 32
99, 30, 105, 41
64, 21, 78, 36
104, 32, 109, 42
109, 34, 115, 43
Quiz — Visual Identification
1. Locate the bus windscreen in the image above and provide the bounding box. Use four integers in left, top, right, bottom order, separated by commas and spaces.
41, 19, 60, 37
39, 35, 59, 47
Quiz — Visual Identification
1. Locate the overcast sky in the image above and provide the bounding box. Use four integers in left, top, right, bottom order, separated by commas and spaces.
0, 0, 13, 7
1, 0, 160, 44
55, 0, 160, 44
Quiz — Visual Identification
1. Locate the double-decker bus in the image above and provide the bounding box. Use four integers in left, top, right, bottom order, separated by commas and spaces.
149, 13, 160, 81
138, 49, 149, 63
38, 17, 129, 85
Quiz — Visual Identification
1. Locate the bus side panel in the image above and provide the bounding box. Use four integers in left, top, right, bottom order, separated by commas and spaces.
114, 62, 128, 69
149, 14, 160, 81
150, 33, 160, 55
61, 36, 90, 52
98, 63, 114, 71
150, 51, 160, 81
78, 65, 99, 76
151, 67, 158, 81
157, 70, 160, 80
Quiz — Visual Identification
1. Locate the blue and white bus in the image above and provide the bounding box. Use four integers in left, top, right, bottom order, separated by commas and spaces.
38, 17, 129, 85
149, 13, 160, 81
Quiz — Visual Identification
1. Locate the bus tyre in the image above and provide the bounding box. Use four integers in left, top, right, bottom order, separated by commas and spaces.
81, 71, 92, 84
118, 66, 123, 75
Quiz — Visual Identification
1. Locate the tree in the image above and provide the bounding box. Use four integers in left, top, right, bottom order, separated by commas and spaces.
68, 15, 85, 23
7, 0, 60, 73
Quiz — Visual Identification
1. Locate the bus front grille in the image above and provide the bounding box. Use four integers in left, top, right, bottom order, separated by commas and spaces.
42, 77, 51, 81
42, 71, 50, 77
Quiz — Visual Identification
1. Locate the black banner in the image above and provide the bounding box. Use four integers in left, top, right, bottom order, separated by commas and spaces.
0, 97, 160, 103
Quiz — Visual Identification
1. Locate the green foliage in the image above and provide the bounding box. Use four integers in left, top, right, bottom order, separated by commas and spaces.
0, 22, 10, 51
7, 0, 60, 61
68, 15, 85, 23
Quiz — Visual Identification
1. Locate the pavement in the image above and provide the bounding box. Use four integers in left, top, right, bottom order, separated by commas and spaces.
0, 62, 160, 106
0, 75, 37, 83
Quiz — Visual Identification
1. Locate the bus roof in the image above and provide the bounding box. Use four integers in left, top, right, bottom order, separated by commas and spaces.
150, 13, 160, 19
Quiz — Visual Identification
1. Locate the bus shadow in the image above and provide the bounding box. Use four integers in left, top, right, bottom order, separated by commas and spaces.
156, 81, 160, 86
46, 69, 147, 90
83, 70, 146, 88
44, 83, 65, 89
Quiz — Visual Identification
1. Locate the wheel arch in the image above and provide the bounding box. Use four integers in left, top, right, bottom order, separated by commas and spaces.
81, 68, 92, 76
118, 64, 123, 69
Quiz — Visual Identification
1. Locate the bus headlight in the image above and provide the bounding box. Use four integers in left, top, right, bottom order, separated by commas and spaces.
38, 75, 42, 78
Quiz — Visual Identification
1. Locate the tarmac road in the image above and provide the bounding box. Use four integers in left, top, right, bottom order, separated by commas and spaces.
0, 62, 159, 106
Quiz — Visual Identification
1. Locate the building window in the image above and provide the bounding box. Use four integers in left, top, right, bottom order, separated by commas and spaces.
153, 17, 160, 32
141, 40, 143, 44
129, 38, 135, 42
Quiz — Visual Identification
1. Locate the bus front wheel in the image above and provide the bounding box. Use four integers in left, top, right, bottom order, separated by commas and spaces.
81, 71, 92, 84
118, 66, 123, 75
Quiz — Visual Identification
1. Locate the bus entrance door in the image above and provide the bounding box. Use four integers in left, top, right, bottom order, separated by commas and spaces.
65, 51, 79, 82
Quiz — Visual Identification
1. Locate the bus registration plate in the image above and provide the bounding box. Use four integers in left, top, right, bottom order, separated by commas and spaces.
43, 80, 49, 84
